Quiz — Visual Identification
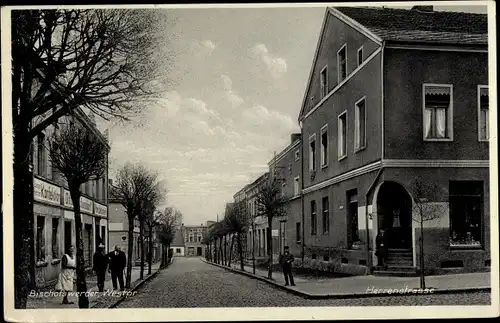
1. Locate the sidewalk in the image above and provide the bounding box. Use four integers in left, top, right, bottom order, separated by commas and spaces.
206, 260, 491, 299
27, 262, 162, 309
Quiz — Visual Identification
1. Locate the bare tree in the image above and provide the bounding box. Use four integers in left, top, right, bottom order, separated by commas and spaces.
47, 119, 108, 308
112, 163, 160, 288
144, 206, 168, 275
157, 207, 182, 267
11, 9, 172, 308
256, 177, 287, 279
225, 201, 251, 271
410, 179, 444, 289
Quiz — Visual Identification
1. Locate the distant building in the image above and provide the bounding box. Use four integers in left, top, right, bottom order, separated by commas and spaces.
182, 224, 209, 257
170, 225, 185, 257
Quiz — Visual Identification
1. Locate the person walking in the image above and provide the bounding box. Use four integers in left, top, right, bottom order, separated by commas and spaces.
376, 229, 389, 269
55, 246, 76, 304
279, 246, 295, 286
93, 243, 108, 292
108, 245, 126, 291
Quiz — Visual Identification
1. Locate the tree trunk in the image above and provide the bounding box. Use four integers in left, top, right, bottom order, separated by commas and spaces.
223, 235, 228, 266
237, 232, 244, 271
267, 218, 273, 279
126, 212, 134, 288
139, 218, 145, 280
219, 238, 223, 265
420, 220, 426, 289
213, 239, 217, 263
13, 124, 35, 309
228, 235, 235, 267
148, 227, 153, 275
252, 224, 256, 274
69, 186, 89, 308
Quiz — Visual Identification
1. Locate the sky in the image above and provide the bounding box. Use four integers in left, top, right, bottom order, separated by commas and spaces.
97, 4, 488, 226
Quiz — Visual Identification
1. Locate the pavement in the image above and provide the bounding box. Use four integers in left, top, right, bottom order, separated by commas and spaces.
204, 259, 491, 299
115, 257, 491, 307
27, 262, 162, 309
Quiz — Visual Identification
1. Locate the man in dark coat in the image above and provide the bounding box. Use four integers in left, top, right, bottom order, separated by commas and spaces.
92, 243, 108, 292
375, 229, 389, 269
108, 245, 126, 291
279, 246, 295, 286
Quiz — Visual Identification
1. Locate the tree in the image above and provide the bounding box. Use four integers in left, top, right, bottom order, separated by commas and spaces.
225, 201, 251, 271
157, 207, 182, 267
256, 177, 287, 279
11, 9, 170, 308
47, 119, 108, 308
410, 179, 444, 289
144, 207, 168, 275
112, 163, 160, 288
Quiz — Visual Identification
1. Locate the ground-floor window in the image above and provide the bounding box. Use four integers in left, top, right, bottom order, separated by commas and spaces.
36, 215, 46, 262
449, 181, 483, 247
176, 248, 181, 253
52, 217, 60, 259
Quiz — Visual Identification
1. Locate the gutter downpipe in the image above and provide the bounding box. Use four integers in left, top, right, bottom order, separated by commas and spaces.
300, 121, 305, 265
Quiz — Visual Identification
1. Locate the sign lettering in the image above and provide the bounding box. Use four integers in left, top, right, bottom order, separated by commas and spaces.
34, 178, 61, 205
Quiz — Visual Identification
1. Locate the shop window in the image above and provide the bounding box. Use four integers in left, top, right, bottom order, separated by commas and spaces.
449, 181, 483, 247
52, 218, 59, 259
37, 216, 46, 261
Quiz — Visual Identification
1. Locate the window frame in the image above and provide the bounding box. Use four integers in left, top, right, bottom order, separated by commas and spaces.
36, 215, 46, 262
337, 44, 347, 84
310, 200, 317, 235
294, 176, 300, 196
422, 83, 454, 142
281, 182, 286, 198
354, 96, 367, 152
322, 196, 329, 235
320, 65, 328, 98
296, 222, 301, 243
320, 124, 329, 168
309, 133, 317, 172
477, 85, 489, 142
357, 46, 364, 67
294, 149, 300, 162
338, 110, 348, 160
52, 217, 60, 259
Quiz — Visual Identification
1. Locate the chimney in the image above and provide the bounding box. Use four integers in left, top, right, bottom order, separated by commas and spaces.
290, 133, 301, 144
411, 5, 433, 12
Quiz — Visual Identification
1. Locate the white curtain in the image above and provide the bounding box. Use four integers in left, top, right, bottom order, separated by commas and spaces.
424, 108, 432, 138
436, 108, 447, 138
481, 108, 489, 140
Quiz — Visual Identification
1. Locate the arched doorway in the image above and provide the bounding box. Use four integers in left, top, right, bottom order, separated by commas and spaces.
376, 181, 413, 250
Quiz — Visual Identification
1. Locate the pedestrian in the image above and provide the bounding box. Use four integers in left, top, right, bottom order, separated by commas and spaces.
108, 245, 126, 291
93, 243, 108, 292
279, 246, 295, 286
375, 229, 388, 269
55, 245, 76, 304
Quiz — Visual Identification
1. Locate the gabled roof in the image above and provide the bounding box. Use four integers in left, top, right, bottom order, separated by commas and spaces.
334, 6, 488, 45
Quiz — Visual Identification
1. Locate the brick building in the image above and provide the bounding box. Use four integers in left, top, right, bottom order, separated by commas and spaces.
31, 108, 110, 287
183, 224, 208, 257
295, 6, 489, 275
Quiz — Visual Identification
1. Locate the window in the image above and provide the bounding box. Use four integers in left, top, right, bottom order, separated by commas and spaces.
189, 236, 193, 243
296, 222, 301, 242
309, 134, 316, 172
294, 176, 300, 196
37, 133, 45, 176
198, 235, 201, 242
320, 66, 328, 98
449, 181, 483, 247
337, 44, 347, 83
185, 235, 189, 243
52, 218, 59, 259
310, 200, 317, 235
357, 46, 363, 66
321, 125, 328, 167
355, 98, 366, 150
294, 150, 300, 162
322, 197, 329, 234
36, 216, 45, 261
478, 86, 489, 141
176, 248, 181, 253
281, 182, 286, 198
338, 111, 347, 159
423, 84, 453, 140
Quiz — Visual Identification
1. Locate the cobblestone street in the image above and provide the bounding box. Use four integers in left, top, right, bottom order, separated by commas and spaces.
116, 257, 491, 308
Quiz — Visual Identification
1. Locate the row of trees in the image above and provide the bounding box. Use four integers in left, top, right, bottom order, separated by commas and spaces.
205, 177, 288, 280
11, 8, 173, 308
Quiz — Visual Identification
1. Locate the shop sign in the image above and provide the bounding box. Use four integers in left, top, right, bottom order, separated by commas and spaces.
34, 178, 61, 205
94, 202, 107, 217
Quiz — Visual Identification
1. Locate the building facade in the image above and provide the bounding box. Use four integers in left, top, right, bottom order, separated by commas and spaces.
183, 224, 208, 257
296, 6, 489, 275
31, 108, 110, 287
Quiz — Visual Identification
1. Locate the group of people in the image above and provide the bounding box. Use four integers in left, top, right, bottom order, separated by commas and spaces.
55, 244, 127, 305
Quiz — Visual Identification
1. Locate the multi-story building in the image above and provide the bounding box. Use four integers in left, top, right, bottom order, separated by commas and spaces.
171, 225, 186, 257
108, 181, 141, 264
31, 108, 110, 287
296, 6, 489, 275
183, 224, 208, 257
244, 173, 270, 260
268, 134, 302, 258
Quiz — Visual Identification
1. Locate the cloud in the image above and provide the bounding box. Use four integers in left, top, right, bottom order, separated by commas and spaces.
251, 43, 288, 79
220, 74, 244, 108
243, 104, 295, 132
191, 39, 216, 57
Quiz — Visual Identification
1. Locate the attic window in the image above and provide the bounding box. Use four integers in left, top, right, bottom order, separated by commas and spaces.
357, 46, 363, 67
320, 66, 328, 98
337, 44, 347, 83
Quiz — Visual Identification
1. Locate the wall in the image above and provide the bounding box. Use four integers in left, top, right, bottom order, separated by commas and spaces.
383, 48, 489, 160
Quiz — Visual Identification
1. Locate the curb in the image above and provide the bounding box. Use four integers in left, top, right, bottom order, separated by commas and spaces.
203, 260, 491, 300
105, 261, 171, 309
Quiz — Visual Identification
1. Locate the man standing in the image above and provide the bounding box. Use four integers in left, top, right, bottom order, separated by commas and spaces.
279, 246, 295, 286
93, 244, 108, 292
376, 229, 389, 269
108, 245, 126, 291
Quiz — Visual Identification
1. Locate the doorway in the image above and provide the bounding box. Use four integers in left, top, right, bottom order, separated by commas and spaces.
83, 224, 92, 267
197, 247, 202, 256
64, 221, 72, 254
347, 189, 359, 248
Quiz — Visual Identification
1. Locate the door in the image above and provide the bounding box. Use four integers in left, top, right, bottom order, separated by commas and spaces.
279, 221, 287, 253
64, 221, 72, 254
197, 247, 202, 256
